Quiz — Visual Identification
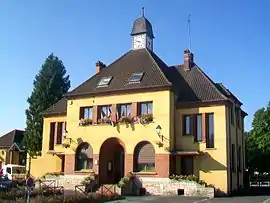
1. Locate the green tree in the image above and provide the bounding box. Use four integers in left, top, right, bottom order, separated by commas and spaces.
246, 102, 270, 172
25, 53, 70, 157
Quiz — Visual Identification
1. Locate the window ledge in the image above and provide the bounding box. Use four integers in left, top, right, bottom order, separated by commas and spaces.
206, 147, 217, 150
74, 169, 95, 173
78, 121, 155, 127
131, 171, 157, 175
194, 141, 206, 143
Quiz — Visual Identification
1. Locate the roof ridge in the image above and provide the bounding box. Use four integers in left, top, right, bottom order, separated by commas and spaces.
145, 49, 172, 86
195, 65, 228, 100
67, 50, 133, 96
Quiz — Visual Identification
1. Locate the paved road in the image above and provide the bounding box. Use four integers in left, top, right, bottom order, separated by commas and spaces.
111, 196, 270, 203
205, 196, 270, 203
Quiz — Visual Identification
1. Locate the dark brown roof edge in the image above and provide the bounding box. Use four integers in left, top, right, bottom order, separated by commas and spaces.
146, 49, 172, 85
173, 64, 243, 106
43, 112, 67, 118
41, 98, 67, 116
177, 100, 248, 117
64, 85, 172, 99
195, 66, 228, 101
68, 50, 132, 96
177, 99, 230, 108
216, 83, 243, 106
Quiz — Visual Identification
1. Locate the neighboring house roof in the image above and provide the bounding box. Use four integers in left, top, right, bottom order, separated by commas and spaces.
42, 49, 244, 116
0, 130, 25, 150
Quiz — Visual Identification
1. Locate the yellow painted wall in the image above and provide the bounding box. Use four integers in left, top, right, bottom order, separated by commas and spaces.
175, 105, 228, 193
0, 149, 6, 164
0, 149, 20, 165
42, 116, 67, 155
227, 103, 245, 193
30, 90, 171, 177
29, 154, 62, 178
29, 88, 246, 194
29, 116, 66, 178
62, 90, 171, 155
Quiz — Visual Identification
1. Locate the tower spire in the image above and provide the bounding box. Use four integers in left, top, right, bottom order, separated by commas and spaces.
141, 7, 145, 17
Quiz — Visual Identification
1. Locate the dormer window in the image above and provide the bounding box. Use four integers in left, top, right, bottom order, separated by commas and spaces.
97, 76, 112, 87
128, 72, 144, 83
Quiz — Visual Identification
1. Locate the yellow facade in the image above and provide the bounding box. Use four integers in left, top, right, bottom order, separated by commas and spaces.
29, 90, 172, 176
29, 88, 245, 195
175, 105, 228, 192
65, 91, 171, 155
0, 149, 21, 166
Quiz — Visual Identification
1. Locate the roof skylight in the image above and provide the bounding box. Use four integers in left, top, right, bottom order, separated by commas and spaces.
97, 76, 112, 87
128, 72, 144, 83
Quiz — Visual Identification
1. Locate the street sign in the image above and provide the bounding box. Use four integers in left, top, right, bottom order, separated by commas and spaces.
26, 177, 34, 187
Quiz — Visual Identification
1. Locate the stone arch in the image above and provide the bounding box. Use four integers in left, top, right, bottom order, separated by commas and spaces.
75, 142, 93, 171
133, 141, 155, 172
99, 137, 125, 184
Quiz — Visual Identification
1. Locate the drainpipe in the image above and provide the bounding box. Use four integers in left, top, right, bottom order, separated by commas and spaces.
236, 108, 239, 190
228, 104, 232, 195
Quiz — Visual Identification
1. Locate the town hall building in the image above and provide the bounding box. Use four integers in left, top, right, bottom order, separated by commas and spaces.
29, 11, 247, 195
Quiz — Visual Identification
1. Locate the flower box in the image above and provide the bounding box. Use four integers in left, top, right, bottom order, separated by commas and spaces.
118, 116, 134, 124
139, 114, 153, 124
79, 118, 93, 126
98, 117, 111, 124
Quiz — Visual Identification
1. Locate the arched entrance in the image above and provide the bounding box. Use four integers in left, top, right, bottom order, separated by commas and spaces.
99, 137, 125, 184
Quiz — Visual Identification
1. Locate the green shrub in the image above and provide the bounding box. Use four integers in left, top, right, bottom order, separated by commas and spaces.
169, 174, 215, 188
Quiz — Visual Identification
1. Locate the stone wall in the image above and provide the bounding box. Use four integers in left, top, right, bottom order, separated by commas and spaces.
139, 177, 214, 198
37, 175, 214, 198
38, 175, 88, 190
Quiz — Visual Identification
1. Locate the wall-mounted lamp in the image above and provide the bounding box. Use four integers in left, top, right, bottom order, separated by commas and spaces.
63, 130, 68, 138
63, 130, 72, 146
156, 125, 163, 141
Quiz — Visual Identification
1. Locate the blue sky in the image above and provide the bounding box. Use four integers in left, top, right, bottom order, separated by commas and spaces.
0, 0, 269, 135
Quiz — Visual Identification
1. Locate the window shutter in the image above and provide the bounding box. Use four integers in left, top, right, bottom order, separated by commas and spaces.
136, 143, 155, 164
111, 104, 117, 122
79, 107, 84, 119
57, 122, 63, 144
137, 103, 141, 116
191, 115, 196, 138
54, 123, 58, 146
93, 106, 98, 123
131, 102, 138, 118
202, 114, 206, 142
182, 115, 185, 135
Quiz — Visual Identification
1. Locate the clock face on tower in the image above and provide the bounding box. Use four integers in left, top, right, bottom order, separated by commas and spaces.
133, 34, 146, 49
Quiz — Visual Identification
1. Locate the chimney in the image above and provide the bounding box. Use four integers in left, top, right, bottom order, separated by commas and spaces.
183, 49, 194, 71
96, 61, 106, 73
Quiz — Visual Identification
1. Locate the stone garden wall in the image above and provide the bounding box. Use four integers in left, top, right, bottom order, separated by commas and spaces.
139, 177, 214, 198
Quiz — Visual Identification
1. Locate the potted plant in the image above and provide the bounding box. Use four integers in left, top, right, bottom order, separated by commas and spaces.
155, 141, 164, 148
79, 118, 93, 126
119, 116, 134, 124
140, 114, 153, 124
98, 117, 111, 124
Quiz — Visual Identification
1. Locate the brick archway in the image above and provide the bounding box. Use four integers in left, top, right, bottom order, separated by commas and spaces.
99, 137, 125, 184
